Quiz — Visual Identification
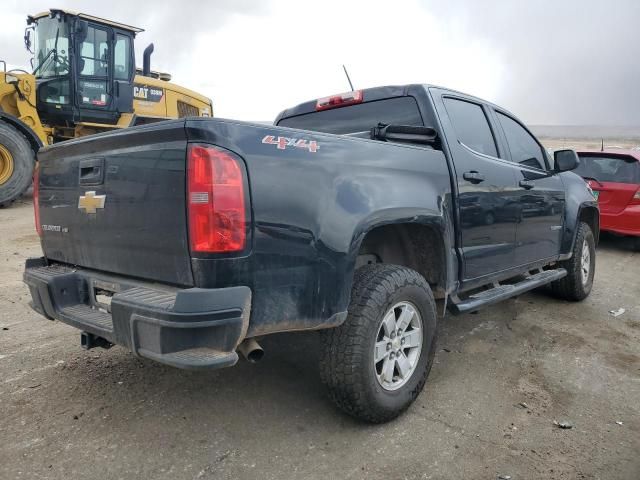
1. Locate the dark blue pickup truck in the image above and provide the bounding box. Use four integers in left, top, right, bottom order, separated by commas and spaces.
24, 84, 598, 422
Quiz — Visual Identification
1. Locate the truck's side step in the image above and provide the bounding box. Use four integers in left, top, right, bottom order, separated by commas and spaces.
449, 268, 567, 315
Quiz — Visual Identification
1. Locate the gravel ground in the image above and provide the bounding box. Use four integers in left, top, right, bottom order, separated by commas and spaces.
1, 198, 639, 480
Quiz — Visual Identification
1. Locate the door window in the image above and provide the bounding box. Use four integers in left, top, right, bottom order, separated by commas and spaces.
443, 98, 498, 157
496, 112, 547, 170
79, 26, 109, 77
78, 26, 110, 107
114, 34, 131, 80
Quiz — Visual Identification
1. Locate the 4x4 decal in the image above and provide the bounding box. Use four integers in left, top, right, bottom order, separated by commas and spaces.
262, 135, 319, 153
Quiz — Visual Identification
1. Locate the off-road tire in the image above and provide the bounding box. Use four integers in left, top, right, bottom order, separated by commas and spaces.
320, 264, 437, 423
0, 122, 36, 208
551, 222, 595, 301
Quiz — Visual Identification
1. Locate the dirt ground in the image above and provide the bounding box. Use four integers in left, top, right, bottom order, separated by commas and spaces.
1, 197, 639, 480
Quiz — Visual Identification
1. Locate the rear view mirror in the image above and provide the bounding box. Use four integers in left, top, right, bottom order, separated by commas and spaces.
371, 123, 438, 146
24, 27, 34, 54
554, 149, 579, 172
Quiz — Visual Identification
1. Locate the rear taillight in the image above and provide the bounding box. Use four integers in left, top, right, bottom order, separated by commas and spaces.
187, 144, 246, 253
33, 162, 41, 236
315, 90, 363, 111
631, 188, 640, 205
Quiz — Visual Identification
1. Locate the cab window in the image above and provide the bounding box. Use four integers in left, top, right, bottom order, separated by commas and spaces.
114, 34, 131, 80
443, 97, 498, 158
496, 112, 547, 170
79, 26, 109, 77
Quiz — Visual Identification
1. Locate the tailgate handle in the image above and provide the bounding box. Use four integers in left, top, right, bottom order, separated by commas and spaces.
79, 158, 105, 185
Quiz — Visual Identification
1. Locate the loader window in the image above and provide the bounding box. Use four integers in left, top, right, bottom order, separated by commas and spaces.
79, 26, 109, 77
78, 25, 110, 107
34, 17, 70, 78
114, 34, 132, 80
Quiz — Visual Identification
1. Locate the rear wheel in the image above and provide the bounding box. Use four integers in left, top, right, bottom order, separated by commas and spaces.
320, 264, 437, 423
0, 122, 36, 207
551, 222, 596, 301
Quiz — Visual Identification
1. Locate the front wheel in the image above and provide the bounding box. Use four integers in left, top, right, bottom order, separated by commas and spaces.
551, 222, 596, 301
0, 122, 36, 208
320, 264, 437, 423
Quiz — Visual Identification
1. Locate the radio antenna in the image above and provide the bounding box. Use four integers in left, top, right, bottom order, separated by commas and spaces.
342, 65, 354, 91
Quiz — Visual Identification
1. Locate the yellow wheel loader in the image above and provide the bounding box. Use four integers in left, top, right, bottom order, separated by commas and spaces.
0, 9, 212, 206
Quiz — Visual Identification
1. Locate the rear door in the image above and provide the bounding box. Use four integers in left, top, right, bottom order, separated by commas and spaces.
575, 153, 640, 214
432, 90, 520, 280
37, 120, 193, 286
492, 110, 565, 266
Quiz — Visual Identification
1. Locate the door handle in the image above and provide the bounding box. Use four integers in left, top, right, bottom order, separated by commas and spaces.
519, 179, 535, 190
463, 171, 485, 184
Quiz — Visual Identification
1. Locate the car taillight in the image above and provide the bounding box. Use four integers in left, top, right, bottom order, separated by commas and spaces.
187, 144, 246, 253
33, 162, 41, 236
315, 90, 363, 111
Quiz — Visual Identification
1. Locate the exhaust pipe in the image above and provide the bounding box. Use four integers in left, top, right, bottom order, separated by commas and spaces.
142, 43, 154, 77
237, 338, 264, 363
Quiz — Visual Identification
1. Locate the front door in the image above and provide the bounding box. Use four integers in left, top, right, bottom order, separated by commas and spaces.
75, 23, 134, 123
76, 23, 114, 122
492, 110, 565, 265
433, 91, 521, 281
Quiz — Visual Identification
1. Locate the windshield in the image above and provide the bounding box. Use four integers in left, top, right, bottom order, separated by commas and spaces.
575, 154, 640, 184
34, 17, 70, 78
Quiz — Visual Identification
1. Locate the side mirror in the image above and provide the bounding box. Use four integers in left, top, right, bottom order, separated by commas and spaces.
554, 149, 580, 172
24, 27, 34, 54
75, 20, 88, 43
371, 123, 439, 146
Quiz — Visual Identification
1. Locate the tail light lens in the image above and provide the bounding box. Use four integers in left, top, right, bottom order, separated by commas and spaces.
187, 144, 246, 253
315, 90, 363, 111
33, 162, 42, 236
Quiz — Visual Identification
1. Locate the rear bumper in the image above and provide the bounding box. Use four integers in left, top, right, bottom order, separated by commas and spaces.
600, 205, 640, 237
23, 258, 251, 370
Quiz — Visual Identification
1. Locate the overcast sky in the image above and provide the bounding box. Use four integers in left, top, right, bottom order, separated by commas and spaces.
2, 0, 639, 126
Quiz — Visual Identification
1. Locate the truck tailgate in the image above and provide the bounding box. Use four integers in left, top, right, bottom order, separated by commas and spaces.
37, 120, 194, 286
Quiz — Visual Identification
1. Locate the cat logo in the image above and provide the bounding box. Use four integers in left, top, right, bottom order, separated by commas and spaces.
133, 84, 164, 102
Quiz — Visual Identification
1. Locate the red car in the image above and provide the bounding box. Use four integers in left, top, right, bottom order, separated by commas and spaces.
575, 150, 640, 248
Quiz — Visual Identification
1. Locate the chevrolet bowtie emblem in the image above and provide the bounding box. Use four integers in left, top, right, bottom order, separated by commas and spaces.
78, 191, 106, 214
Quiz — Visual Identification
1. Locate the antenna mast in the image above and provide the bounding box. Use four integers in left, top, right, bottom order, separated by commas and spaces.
342, 65, 354, 91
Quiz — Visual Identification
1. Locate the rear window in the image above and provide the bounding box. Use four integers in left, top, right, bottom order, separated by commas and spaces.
277, 97, 424, 135
575, 154, 640, 184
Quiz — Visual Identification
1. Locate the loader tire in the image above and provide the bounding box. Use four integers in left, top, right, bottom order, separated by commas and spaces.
0, 122, 36, 208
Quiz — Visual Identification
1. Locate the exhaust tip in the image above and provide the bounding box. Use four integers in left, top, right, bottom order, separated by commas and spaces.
237, 338, 264, 363
246, 348, 264, 363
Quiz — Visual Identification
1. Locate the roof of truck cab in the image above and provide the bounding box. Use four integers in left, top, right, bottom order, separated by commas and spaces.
29, 9, 144, 33
275, 84, 518, 124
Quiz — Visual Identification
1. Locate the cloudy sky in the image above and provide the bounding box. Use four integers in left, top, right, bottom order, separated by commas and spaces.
2, 0, 639, 126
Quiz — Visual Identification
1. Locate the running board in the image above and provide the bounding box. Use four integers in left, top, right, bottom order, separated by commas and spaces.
449, 268, 567, 315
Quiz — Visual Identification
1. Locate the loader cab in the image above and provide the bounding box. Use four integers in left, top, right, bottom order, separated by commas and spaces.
28, 10, 140, 125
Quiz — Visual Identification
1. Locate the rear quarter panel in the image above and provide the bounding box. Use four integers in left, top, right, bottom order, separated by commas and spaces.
186, 119, 454, 336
